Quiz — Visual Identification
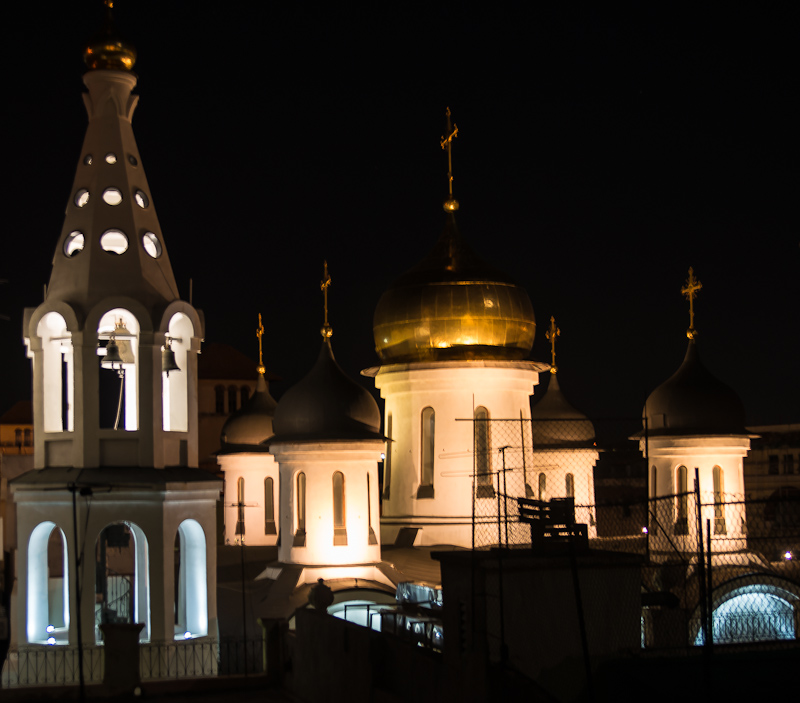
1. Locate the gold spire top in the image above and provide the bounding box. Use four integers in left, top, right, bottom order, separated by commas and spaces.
84, 0, 137, 71
546, 316, 560, 374
681, 267, 702, 339
440, 107, 459, 212
256, 313, 265, 375
320, 261, 333, 338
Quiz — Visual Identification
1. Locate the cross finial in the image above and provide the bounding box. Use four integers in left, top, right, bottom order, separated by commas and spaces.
546, 316, 560, 374
320, 260, 332, 338
440, 107, 459, 212
256, 313, 265, 375
680, 267, 702, 339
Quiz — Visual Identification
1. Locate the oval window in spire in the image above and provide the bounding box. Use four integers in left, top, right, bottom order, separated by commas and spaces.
128, 154, 138, 166
134, 190, 149, 208
84, 154, 93, 165
105, 153, 117, 165
102, 188, 123, 206
100, 229, 128, 255
74, 189, 90, 208
64, 231, 85, 257
142, 232, 162, 258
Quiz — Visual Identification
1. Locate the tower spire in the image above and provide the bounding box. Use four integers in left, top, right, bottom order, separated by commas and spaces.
681, 267, 702, 339
546, 316, 560, 374
256, 313, 266, 375
440, 107, 459, 212
320, 260, 332, 338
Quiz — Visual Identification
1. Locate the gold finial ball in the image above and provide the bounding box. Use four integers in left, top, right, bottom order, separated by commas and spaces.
84, 2, 137, 71
321, 324, 333, 339
257, 364, 266, 375
443, 198, 459, 212
686, 328, 697, 340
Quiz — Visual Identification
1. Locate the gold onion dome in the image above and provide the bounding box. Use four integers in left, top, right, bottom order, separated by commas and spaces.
83, 2, 137, 71
373, 211, 536, 364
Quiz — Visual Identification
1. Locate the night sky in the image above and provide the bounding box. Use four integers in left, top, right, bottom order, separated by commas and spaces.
2, 3, 797, 427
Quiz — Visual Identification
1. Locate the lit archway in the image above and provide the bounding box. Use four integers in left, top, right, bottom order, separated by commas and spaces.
174, 519, 208, 639
27, 522, 69, 644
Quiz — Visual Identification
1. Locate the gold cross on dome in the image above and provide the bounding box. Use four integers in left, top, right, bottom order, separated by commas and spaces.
320, 261, 332, 338
440, 107, 459, 211
546, 316, 560, 374
256, 313, 265, 375
681, 267, 702, 339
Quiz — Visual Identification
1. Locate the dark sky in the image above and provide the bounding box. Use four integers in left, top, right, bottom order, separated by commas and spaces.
2, 2, 797, 426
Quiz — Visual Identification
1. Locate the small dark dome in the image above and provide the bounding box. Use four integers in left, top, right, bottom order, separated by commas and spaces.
220, 374, 277, 449
644, 341, 746, 436
530, 373, 595, 447
373, 212, 535, 364
272, 339, 382, 442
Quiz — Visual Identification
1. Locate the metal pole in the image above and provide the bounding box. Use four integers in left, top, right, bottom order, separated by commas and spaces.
694, 469, 709, 652
501, 447, 509, 547
240, 532, 248, 674
70, 485, 86, 703
706, 518, 713, 650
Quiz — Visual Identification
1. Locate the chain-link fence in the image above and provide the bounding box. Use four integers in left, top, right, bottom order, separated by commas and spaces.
469, 417, 800, 654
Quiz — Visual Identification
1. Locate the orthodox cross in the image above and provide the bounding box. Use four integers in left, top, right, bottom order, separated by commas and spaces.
546, 316, 560, 374
680, 267, 702, 339
320, 260, 332, 338
256, 313, 265, 375
440, 107, 459, 211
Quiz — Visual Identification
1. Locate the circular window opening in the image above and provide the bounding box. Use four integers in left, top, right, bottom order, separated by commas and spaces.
64, 231, 85, 257
100, 230, 128, 255
128, 154, 138, 166
142, 232, 162, 258
102, 188, 123, 206
74, 189, 90, 208
84, 154, 93, 165
134, 190, 149, 208
105, 153, 117, 165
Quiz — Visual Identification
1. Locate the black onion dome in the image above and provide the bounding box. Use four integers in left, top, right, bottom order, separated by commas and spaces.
220, 374, 277, 450
530, 374, 595, 447
644, 341, 746, 436
373, 212, 535, 364
272, 339, 382, 442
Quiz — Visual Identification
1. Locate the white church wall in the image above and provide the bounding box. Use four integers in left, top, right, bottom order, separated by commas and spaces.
219, 452, 279, 546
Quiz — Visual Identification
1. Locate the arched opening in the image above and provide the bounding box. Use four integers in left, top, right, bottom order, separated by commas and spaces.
418, 407, 435, 498
94, 522, 150, 643
475, 407, 495, 498
294, 472, 306, 547
565, 473, 575, 498
162, 312, 193, 432
97, 309, 139, 431
367, 473, 378, 545
674, 465, 688, 535
37, 312, 74, 432
265, 477, 276, 535
333, 471, 347, 546
383, 412, 392, 500
236, 476, 246, 539
538, 473, 546, 501
27, 522, 69, 644
713, 465, 726, 534
174, 519, 208, 639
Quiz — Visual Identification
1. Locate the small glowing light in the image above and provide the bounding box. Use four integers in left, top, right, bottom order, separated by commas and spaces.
75, 189, 90, 207
135, 190, 149, 208
102, 188, 123, 205
380, 453, 386, 461
105, 153, 117, 164
46, 637, 56, 645
784, 551, 793, 561
184, 631, 192, 639
642, 527, 648, 534
483, 299, 494, 308
46, 625, 55, 633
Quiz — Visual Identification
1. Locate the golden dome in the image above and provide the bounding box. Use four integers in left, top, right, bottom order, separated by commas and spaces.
373, 212, 535, 364
83, 2, 137, 71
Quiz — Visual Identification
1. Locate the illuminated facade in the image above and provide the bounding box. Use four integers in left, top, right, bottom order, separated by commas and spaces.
9, 20, 219, 649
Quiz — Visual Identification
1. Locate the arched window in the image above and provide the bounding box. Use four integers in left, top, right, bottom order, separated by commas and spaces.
538, 473, 546, 501
565, 473, 575, 498
713, 466, 726, 534
214, 386, 225, 415
367, 473, 378, 545
418, 407, 435, 499
27, 522, 69, 644
264, 477, 276, 535
228, 385, 237, 414
475, 407, 495, 498
236, 477, 245, 538
97, 309, 139, 431
240, 385, 250, 406
162, 312, 193, 432
675, 465, 688, 535
24, 428, 32, 446
383, 412, 392, 499
293, 472, 306, 547
333, 471, 347, 545
37, 312, 74, 432
174, 519, 208, 639
14, 428, 22, 446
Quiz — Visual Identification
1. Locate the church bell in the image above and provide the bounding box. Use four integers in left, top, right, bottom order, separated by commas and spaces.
162, 338, 181, 376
